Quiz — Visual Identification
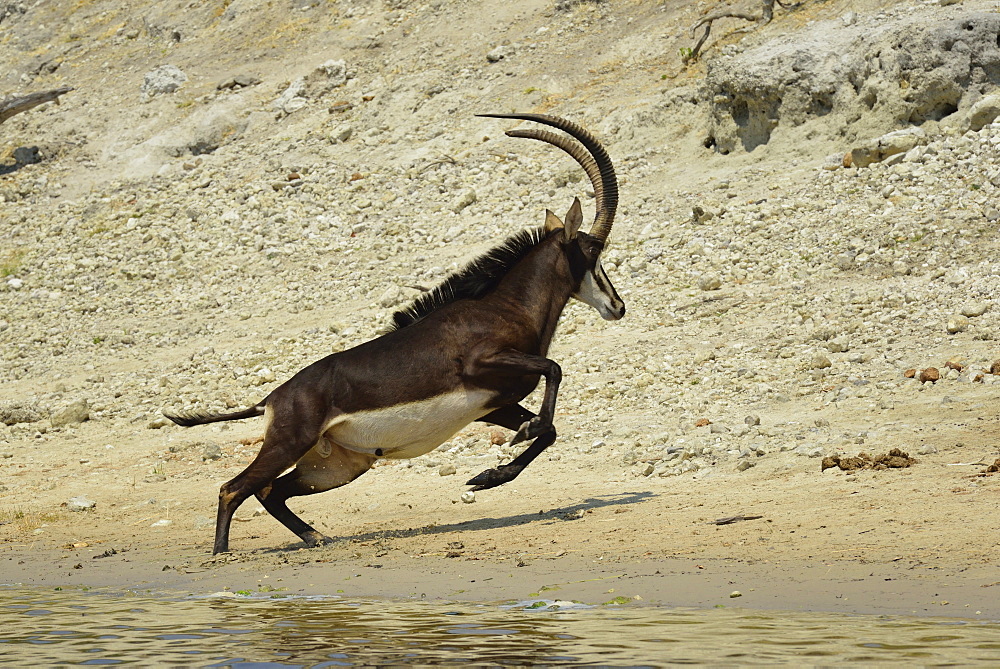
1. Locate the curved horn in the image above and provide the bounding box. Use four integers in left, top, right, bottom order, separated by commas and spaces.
504, 128, 604, 215
478, 113, 618, 244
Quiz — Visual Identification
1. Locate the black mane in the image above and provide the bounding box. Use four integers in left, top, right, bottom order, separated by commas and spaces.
391, 226, 547, 330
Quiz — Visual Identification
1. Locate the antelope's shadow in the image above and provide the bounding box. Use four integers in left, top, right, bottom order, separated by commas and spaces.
255, 491, 657, 555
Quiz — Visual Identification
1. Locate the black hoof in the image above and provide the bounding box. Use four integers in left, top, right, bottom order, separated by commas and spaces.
466, 465, 520, 491
303, 532, 335, 548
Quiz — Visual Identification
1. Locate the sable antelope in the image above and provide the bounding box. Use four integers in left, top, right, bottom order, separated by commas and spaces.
164, 113, 625, 554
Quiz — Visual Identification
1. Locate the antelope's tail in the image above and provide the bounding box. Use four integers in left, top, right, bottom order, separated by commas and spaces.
163, 404, 265, 427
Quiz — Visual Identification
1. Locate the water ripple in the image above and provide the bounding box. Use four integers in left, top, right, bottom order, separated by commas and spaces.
1, 587, 998, 666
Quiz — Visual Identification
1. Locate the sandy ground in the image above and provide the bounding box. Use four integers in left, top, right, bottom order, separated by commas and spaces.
4, 385, 1000, 618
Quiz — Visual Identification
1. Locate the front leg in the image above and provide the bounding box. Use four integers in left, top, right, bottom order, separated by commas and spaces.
464, 351, 562, 490
477, 403, 541, 447
465, 358, 564, 493
468, 404, 539, 489
467, 430, 556, 491
470, 350, 562, 440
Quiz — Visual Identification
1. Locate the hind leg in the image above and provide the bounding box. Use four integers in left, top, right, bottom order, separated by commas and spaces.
215, 450, 312, 555
255, 435, 376, 548
213, 405, 328, 554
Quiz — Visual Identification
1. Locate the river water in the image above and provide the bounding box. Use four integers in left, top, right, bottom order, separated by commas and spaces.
2, 586, 999, 666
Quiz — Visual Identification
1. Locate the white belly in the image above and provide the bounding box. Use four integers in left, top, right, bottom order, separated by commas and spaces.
325, 389, 494, 459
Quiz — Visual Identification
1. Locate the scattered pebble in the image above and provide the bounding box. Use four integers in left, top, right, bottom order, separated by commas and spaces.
918, 368, 941, 384
810, 354, 832, 370
947, 316, 969, 334
66, 497, 96, 512
50, 399, 89, 427
698, 274, 722, 291
141, 65, 187, 97
960, 302, 989, 318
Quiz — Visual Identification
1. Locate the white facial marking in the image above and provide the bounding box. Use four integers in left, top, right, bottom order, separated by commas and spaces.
574, 260, 624, 320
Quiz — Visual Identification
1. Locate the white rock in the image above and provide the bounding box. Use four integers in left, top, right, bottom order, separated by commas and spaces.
142, 65, 187, 96
810, 354, 832, 370
66, 496, 96, 512
698, 274, 722, 291
331, 124, 353, 143
486, 45, 514, 62
450, 189, 477, 213
959, 302, 988, 318
378, 285, 402, 308
794, 445, 825, 458
968, 94, 1000, 131
51, 399, 89, 427
878, 127, 925, 157
827, 338, 850, 353
947, 315, 968, 334
821, 153, 843, 170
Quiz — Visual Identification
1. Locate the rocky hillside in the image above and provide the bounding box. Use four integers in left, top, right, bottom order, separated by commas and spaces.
3, 0, 1000, 489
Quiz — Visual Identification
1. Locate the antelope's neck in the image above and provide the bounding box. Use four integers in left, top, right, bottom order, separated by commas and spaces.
493, 239, 574, 354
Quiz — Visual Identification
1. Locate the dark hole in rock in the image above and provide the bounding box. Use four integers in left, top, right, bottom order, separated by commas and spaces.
812, 93, 833, 116
189, 141, 219, 156
931, 101, 959, 121
731, 99, 749, 128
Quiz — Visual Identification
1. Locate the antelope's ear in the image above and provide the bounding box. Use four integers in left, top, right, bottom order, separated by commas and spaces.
544, 209, 564, 233
563, 197, 584, 240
